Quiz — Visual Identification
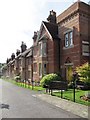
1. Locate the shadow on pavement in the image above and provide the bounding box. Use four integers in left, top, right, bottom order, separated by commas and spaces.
0, 103, 9, 109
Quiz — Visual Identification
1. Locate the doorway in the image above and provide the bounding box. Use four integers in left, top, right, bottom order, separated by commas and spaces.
66, 65, 73, 82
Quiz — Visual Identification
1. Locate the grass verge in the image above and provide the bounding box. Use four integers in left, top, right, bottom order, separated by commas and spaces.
2, 78, 45, 91
52, 89, 90, 106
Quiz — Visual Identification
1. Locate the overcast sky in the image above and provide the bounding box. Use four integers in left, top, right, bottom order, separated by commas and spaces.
0, 0, 89, 63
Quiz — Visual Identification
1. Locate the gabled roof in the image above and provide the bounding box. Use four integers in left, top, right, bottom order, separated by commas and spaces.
37, 21, 60, 42
43, 21, 59, 39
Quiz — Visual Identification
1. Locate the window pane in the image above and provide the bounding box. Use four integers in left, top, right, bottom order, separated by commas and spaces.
65, 33, 69, 47
39, 43, 42, 56
82, 44, 89, 52
43, 63, 47, 75
69, 31, 73, 46
39, 63, 42, 76
42, 42, 47, 56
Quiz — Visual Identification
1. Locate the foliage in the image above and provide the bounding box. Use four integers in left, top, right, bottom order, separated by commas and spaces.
40, 73, 62, 87
14, 75, 21, 82
76, 63, 90, 83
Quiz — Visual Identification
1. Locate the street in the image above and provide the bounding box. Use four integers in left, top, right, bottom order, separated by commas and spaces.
0, 79, 81, 118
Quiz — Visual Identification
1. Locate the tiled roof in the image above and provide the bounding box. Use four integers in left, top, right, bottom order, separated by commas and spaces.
21, 48, 31, 57
43, 21, 59, 39
7, 59, 15, 65
26, 50, 33, 57
16, 53, 21, 58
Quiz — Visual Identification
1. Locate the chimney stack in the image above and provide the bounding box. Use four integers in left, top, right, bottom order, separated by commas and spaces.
32, 31, 37, 41
47, 10, 56, 23
16, 49, 20, 56
11, 53, 15, 60
21, 41, 27, 53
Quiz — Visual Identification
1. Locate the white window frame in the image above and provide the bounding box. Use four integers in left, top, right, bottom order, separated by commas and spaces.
82, 43, 89, 56
69, 31, 73, 46
64, 30, 73, 48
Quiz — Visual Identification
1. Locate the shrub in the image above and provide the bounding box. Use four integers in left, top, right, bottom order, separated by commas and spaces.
76, 62, 90, 83
40, 73, 62, 87
14, 75, 21, 82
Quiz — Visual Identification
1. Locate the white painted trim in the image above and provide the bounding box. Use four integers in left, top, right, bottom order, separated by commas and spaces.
82, 41, 89, 44
82, 53, 89, 56
64, 63, 73, 66
33, 72, 37, 74
39, 33, 47, 40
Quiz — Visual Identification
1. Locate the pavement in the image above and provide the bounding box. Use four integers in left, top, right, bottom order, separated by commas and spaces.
36, 93, 90, 119
1, 79, 81, 118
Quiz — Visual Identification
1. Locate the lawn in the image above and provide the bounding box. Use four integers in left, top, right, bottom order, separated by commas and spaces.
52, 89, 90, 106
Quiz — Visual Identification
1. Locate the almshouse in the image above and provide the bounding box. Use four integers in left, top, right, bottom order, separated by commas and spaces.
3, 1, 90, 84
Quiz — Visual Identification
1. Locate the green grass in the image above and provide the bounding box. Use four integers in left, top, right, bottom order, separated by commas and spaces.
52, 89, 90, 106
2, 78, 45, 91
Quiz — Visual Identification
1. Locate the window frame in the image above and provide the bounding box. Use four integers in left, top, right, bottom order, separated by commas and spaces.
39, 63, 42, 77
39, 41, 47, 57
64, 30, 73, 48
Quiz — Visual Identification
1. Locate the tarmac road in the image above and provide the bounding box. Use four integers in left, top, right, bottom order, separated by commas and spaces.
0, 79, 82, 118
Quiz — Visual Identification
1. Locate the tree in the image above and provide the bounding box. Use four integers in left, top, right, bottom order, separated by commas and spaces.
76, 63, 90, 83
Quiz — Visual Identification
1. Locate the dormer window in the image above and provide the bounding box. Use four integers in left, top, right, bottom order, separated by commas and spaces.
65, 31, 73, 48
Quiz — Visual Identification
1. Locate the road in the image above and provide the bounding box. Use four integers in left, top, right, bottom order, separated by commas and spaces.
0, 79, 81, 118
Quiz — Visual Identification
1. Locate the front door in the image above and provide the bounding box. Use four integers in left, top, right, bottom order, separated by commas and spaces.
66, 65, 73, 82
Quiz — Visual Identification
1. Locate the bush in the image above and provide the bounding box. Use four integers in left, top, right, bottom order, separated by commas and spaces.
75, 63, 90, 90
40, 73, 62, 87
76, 63, 90, 83
14, 75, 21, 82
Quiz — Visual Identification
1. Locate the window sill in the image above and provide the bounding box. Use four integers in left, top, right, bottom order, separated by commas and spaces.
63, 45, 74, 50
39, 55, 47, 57
33, 72, 37, 74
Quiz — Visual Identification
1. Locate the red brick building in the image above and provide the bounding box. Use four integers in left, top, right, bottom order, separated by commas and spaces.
31, 1, 90, 83
4, 1, 90, 84
32, 15, 60, 83
57, 1, 90, 81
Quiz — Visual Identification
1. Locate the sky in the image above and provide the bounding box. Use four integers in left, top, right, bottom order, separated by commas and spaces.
0, 0, 89, 63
